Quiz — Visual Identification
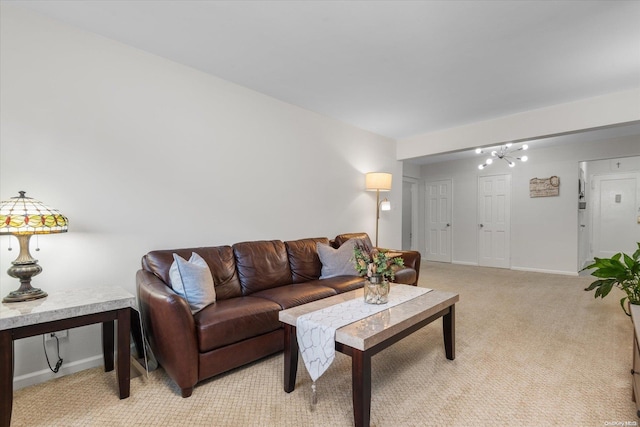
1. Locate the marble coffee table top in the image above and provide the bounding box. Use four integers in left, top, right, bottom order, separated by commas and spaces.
280, 284, 459, 351
0, 286, 135, 330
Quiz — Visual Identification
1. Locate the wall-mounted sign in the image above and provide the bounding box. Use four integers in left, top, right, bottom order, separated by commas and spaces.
530, 176, 560, 197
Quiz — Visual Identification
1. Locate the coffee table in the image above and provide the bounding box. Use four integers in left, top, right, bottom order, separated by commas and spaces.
279, 284, 458, 427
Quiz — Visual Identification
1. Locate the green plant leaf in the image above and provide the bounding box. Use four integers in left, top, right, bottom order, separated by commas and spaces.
582, 243, 640, 315
621, 296, 631, 317
584, 280, 603, 291
594, 280, 614, 298
624, 253, 635, 269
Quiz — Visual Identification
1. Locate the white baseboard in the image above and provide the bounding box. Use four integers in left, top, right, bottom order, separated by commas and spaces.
13, 354, 103, 390
425, 260, 578, 276
510, 266, 578, 276
452, 260, 478, 266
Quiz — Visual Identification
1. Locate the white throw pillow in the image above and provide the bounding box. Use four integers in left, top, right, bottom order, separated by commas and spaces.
169, 252, 216, 313
317, 239, 360, 279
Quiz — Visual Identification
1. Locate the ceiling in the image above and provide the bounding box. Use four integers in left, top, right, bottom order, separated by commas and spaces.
5, 0, 640, 161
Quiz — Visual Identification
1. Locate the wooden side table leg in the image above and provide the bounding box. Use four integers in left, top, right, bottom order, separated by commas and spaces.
102, 320, 115, 372
352, 349, 372, 427
1, 330, 13, 427
117, 308, 131, 399
283, 323, 298, 393
443, 304, 455, 360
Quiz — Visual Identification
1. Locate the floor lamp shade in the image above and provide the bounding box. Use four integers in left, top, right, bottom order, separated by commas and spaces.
365, 173, 392, 192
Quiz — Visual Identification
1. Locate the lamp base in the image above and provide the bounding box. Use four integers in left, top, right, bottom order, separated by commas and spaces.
4, 234, 46, 303
3, 285, 48, 303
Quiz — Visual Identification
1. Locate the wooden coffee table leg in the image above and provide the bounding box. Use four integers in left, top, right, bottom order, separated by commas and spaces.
352, 349, 372, 427
443, 304, 455, 360
284, 324, 298, 393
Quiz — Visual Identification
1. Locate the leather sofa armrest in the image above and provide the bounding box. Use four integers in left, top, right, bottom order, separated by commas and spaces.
136, 269, 199, 397
377, 248, 421, 283
380, 248, 421, 272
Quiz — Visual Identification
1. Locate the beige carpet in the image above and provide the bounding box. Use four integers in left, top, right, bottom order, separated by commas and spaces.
11, 262, 638, 426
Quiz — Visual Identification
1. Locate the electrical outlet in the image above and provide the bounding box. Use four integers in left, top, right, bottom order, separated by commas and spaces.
45, 330, 68, 341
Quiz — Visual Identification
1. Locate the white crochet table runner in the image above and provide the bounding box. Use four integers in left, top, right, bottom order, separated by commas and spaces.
296, 284, 432, 384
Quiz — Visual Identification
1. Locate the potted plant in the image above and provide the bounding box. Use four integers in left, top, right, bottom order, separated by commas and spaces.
583, 242, 640, 316
353, 242, 404, 304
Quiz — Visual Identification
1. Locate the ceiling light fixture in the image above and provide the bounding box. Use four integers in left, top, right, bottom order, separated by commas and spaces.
477, 143, 528, 170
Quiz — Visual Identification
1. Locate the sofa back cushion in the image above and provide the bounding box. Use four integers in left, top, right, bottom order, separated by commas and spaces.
285, 237, 329, 283
233, 240, 292, 295
142, 246, 243, 300
333, 232, 373, 249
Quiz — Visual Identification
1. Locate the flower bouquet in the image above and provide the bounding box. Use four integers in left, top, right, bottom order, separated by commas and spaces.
352, 242, 404, 304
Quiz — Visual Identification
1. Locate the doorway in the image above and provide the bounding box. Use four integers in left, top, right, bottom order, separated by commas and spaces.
592, 172, 640, 258
402, 177, 419, 251
579, 156, 640, 270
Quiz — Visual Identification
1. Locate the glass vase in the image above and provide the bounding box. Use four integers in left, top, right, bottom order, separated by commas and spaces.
364, 275, 389, 304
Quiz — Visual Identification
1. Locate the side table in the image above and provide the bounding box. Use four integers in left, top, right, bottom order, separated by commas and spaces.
0, 286, 135, 427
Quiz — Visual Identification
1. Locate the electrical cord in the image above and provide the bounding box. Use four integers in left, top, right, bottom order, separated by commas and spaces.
42, 334, 63, 373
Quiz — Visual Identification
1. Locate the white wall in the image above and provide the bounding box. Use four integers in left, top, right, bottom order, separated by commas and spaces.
0, 6, 402, 388
418, 135, 640, 275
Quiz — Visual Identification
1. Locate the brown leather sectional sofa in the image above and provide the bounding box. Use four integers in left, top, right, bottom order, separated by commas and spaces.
136, 232, 421, 397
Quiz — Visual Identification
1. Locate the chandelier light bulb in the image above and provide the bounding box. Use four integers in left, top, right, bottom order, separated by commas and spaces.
521, 155, 528, 162
508, 161, 515, 167
522, 144, 528, 150
490, 151, 497, 157
475, 148, 483, 154
486, 158, 493, 165
478, 164, 484, 170
506, 143, 512, 148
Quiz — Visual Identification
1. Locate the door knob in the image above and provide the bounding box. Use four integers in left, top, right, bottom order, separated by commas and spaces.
446, 223, 450, 227
479, 224, 484, 228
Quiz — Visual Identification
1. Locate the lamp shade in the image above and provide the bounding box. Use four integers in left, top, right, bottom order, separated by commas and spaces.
0, 191, 68, 235
365, 172, 392, 191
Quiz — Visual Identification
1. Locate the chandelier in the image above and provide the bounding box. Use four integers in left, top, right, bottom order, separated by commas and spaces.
476, 143, 528, 170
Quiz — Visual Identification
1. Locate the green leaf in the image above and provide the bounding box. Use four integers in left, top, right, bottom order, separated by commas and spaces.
594, 280, 614, 298
624, 253, 635, 269
621, 296, 631, 317
584, 280, 603, 291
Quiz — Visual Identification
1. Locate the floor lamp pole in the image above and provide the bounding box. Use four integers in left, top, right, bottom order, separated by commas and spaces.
375, 189, 380, 247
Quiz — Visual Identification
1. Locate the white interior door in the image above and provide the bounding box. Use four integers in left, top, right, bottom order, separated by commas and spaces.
592, 173, 640, 258
478, 174, 511, 268
425, 180, 452, 262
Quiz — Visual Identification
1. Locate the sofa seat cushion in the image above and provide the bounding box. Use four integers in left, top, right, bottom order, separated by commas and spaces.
194, 296, 282, 353
316, 276, 365, 293
252, 283, 337, 310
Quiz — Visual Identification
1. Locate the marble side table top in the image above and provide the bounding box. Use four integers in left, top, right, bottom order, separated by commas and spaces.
0, 287, 135, 330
